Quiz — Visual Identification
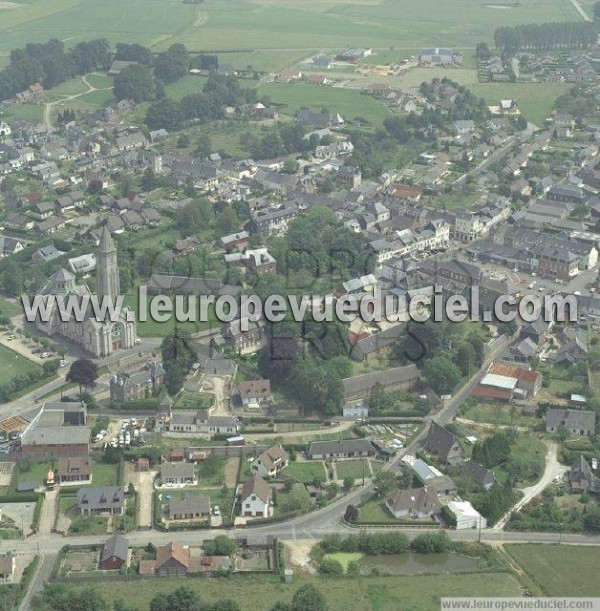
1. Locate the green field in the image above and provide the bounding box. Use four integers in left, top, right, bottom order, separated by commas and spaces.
0, 0, 580, 62
67, 572, 522, 611
470, 82, 571, 127
0, 344, 42, 386
506, 544, 600, 596
258, 82, 391, 126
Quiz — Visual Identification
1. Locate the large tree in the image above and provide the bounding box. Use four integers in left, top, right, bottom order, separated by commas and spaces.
66, 359, 98, 393
160, 329, 198, 395
113, 64, 155, 102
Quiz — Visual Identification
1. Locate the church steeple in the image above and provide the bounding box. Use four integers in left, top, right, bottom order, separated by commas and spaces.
96, 226, 120, 300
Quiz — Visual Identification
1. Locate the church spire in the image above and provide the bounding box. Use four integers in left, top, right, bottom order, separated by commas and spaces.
96, 225, 120, 301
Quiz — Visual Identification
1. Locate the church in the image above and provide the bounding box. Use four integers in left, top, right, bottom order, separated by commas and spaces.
35, 226, 137, 358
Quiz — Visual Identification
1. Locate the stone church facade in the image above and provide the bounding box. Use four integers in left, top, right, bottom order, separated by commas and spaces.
35, 226, 136, 358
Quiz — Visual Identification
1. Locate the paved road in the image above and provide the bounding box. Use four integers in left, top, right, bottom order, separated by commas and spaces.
20, 553, 56, 611
570, 0, 591, 21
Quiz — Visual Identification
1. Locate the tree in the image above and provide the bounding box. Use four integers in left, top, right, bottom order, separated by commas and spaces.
154, 44, 190, 84
342, 477, 354, 492
160, 329, 198, 395
203, 535, 238, 556
177, 134, 190, 148
344, 504, 358, 523
411, 531, 450, 553
141, 167, 157, 192
66, 359, 98, 393
281, 484, 312, 514
368, 382, 388, 414
175, 198, 212, 235
113, 64, 155, 102
423, 356, 462, 395
373, 470, 397, 498
454, 342, 475, 377
319, 557, 344, 576
290, 584, 328, 611
146, 97, 184, 131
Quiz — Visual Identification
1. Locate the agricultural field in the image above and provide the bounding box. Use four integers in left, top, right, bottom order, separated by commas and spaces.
0, 0, 580, 62
506, 544, 600, 596
67, 571, 523, 611
0, 344, 42, 386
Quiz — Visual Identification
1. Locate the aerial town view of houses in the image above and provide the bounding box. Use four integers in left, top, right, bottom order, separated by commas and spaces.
3, 0, 600, 610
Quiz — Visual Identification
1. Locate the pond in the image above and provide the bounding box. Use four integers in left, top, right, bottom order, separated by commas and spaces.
360, 552, 485, 575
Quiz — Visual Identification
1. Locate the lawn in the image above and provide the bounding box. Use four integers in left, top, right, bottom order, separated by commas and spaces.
123, 290, 220, 338
91, 461, 119, 487
461, 402, 539, 427
334, 459, 370, 482
470, 82, 571, 127
16, 460, 55, 488
67, 571, 522, 611
0, 299, 20, 319
506, 544, 600, 596
0, 344, 42, 385
257, 82, 391, 126
357, 499, 397, 524
285, 461, 327, 484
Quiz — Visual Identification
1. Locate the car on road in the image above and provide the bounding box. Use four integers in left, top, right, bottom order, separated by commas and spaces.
528, 282, 535, 289
538, 286, 545, 292
7, 335, 16, 341
41, 352, 52, 358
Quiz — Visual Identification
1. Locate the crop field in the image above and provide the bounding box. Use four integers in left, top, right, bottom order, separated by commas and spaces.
506, 544, 600, 596
66, 572, 523, 611
0, 0, 581, 60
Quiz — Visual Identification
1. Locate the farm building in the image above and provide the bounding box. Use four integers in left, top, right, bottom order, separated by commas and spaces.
446, 501, 486, 530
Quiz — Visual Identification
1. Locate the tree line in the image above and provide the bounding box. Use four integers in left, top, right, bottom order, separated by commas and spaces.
0, 38, 111, 101
494, 22, 597, 54
142, 72, 258, 130
32, 583, 330, 611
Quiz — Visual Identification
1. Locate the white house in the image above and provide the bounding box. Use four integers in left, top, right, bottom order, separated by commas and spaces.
237, 476, 272, 518
0, 123, 11, 138
250, 445, 289, 478
342, 399, 369, 420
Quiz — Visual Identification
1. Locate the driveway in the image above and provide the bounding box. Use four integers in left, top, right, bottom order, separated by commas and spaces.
37, 490, 58, 536
493, 441, 569, 530
132, 470, 156, 529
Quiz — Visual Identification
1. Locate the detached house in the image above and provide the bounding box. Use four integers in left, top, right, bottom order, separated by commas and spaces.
424, 422, 464, 465
155, 542, 190, 578
238, 476, 272, 518
77, 486, 125, 515
167, 495, 211, 522
250, 445, 289, 478
236, 379, 273, 407
385, 487, 441, 520
160, 462, 197, 486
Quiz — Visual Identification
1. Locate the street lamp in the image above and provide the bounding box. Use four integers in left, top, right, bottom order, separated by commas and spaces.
559, 521, 563, 544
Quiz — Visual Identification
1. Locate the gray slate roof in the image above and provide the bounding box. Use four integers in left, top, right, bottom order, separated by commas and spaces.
102, 534, 129, 562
